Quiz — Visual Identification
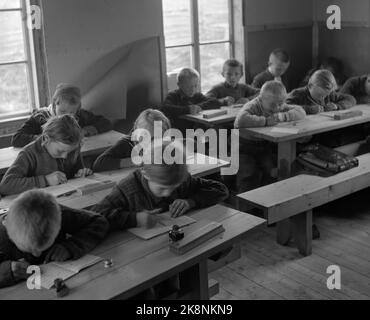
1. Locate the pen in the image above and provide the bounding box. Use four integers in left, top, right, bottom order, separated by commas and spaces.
56, 190, 78, 198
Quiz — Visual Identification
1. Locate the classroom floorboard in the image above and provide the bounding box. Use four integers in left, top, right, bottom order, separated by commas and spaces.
211, 191, 370, 300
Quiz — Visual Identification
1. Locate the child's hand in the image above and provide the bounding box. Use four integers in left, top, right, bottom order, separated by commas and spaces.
169, 199, 195, 217
326, 102, 338, 111
44, 244, 71, 263
45, 171, 67, 186
265, 116, 278, 126
236, 98, 249, 105
223, 96, 235, 106
188, 105, 202, 115
11, 261, 31, 280
136, 209, 162, 229
75, 168, 93, 178
82, 126, 98, 137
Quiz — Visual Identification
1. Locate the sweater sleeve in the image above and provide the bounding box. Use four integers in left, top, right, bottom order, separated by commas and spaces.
92, 138, 133, 172
251, 73, 265, 89
11, 116, 43, 148
176, 175, 229, 209
234, 104, 267, 128
0, 260, 15, 289
195, 94, 221, 110
79, 109, 113, 134
0, 151, 48, 196
57, 206, 109, 259
329, 91, 356, 110
340, 77, 359, 96
161, 93, 192, 118
90, 184, 137, 230
277, 104, 306, 122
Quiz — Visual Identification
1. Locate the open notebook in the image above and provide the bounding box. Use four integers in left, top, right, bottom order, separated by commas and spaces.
128, 212, 196, 240
45, 175, 116, 199
40, 254, 103, 289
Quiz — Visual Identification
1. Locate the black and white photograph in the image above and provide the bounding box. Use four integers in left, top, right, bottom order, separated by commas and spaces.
0, 0, 370, 304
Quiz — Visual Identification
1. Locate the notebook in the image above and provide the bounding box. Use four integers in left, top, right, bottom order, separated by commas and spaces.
40, 254, 103, 289
128, 212, 196, 240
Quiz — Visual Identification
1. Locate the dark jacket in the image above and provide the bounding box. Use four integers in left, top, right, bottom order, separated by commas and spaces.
286, 87, 356, 114
92, 136, 134, 172
252, 69, 289, 91
340, 75, 370, 104
0, 137, 84, 196
206, 82, 260, 103
0, 206, 108, 288
91, 169, 229, 231
12, 105, 112, 148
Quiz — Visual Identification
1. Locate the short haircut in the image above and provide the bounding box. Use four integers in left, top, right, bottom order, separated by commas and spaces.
42, 114, 83, 146
309, 70, 337, 91
134, 109, 171, 132
177, 68, 200, 84
260, 80, 287, 97
6, 190, 62, 253
269, 48, 290, 64
142, 140, 188, 186
52, 83, 81, 108
223, 59, 243, 73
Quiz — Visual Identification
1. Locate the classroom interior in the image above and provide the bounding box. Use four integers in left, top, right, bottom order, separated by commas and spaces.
1, 0, 370, 300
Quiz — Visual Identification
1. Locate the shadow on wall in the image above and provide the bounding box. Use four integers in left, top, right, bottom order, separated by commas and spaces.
79, 36, 164, 131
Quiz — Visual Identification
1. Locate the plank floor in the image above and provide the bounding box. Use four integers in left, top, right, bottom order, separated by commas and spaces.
211, 192, 370, 300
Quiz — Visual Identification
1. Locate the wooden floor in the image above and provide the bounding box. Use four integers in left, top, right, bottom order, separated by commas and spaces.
210, 193, 370, 300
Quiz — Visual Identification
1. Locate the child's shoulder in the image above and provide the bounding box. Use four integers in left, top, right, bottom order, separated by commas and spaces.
31, 107, 52, 124
116, 169, 143, 192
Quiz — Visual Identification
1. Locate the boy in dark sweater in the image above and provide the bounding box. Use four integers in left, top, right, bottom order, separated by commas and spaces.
340, 74, 370, 104
206, 59, 259, 106
12, 84, 112, 148
0, 190, 108, 288
91, 141, 229, 230
161, 68, 220, 132
252, 48, 291, 91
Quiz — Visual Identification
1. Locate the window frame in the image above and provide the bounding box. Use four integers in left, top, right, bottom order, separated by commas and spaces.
163, 0, 235, 91
0, 0, 40, 121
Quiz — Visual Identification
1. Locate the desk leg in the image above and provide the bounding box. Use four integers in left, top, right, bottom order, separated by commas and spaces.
178, 260, 209, 300
291, 210, 313, 256
276, 140, 296, 245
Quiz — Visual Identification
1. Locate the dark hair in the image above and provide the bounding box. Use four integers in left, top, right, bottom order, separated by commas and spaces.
52, 83, 81, 108
223, 59, 243, 73
270, 48, 290, 63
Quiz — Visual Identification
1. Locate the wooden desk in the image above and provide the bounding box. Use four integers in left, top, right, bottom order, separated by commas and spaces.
181, 106, 241, 128
0, 154, 230, 211
0, 131, 125, 175
239, 105, 370, 179
0, 205, 265, 300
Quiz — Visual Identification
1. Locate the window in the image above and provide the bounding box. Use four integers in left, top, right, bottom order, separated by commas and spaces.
163, 0, 234, 92
0, 0, 38, 120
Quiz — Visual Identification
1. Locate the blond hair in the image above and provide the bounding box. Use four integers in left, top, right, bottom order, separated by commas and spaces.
177, 68, 200, 84
6, 190, 61, 253
260, 80, 287, 97
308, 70, 337, 91
52, 83, 81, 109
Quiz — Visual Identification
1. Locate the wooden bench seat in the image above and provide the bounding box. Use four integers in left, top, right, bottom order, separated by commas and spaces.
237, 153, 370, 256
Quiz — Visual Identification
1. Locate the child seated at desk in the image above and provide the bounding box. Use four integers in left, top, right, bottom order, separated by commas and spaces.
161, 68, 220, 132
92, 109, 171, 172
252, 48, 291, 91
340, 74, 370, 104
234, 81, 306, 190
91, 140, 229, 231
206, 59, 260, 106
11, 83, 112, 148
0, 190, 108, 288
0, 115, 92, 196
287, 70, 356, 115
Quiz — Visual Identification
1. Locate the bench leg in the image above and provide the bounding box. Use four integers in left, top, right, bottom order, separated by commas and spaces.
276, 220, 292, 245
291, 210, 313, 256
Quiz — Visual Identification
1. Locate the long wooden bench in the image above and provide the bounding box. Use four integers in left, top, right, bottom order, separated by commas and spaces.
237, 153, 370, 256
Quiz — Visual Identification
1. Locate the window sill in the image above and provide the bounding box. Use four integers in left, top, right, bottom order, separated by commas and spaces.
0, 115, 30, 138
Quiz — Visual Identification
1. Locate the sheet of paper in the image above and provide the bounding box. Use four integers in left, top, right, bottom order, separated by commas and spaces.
53, 254, 103, 273
128, 213, 196, 240
271, 127, 300, 134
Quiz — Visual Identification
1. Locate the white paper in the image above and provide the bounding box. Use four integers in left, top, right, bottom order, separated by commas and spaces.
271, 127, 299, 134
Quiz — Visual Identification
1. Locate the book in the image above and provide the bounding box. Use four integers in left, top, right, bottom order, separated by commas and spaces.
202, 109, 228, 119
128, 212, 196, 240
40, 254, 103, 289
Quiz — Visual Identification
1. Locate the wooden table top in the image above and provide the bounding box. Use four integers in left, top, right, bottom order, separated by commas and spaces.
239, 105, 370, 143
0, 205, 265, 300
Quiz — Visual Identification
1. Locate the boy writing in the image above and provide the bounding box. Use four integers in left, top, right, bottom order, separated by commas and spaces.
206, 59, 259, 106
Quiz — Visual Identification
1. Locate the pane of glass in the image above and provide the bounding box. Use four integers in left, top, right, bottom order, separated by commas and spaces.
0, 11, 26, 63
163, 0, 192, 47
199, 0, 230, 43
200, 42, 230, 92
166, 46, 192, 74
0, 64, 30, 116
0, 0, 21, 9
